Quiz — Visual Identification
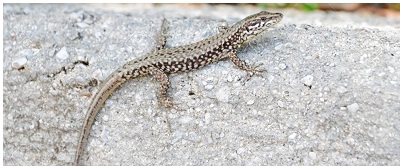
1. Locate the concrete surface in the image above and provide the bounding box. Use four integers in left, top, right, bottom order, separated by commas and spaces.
3, 3, 400, 165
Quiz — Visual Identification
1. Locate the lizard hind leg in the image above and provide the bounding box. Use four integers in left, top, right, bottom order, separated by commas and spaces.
148, 67, 177, 109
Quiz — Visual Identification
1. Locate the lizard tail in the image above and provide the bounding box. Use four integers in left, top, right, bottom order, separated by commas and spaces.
74, 73, 127, 165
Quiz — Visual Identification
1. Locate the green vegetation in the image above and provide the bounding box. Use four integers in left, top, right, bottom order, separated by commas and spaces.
256, 3, 318, 11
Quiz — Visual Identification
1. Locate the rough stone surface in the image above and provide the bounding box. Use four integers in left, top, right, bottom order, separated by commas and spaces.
3, 4, 400, 165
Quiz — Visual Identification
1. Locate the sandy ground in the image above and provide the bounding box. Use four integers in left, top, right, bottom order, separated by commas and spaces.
3, 4, 400, 165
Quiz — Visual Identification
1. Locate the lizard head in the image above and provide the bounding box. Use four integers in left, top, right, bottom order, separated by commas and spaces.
238, 11, 283, 41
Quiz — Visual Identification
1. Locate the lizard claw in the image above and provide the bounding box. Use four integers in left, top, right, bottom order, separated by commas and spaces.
246, 63, 267, 78
159, 97, 174, 108
159, 97, 184, 111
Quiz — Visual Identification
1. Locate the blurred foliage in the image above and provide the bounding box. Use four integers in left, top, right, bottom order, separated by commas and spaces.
301, 3, 318, 11
256, 3, 318, 11
388, 3, 400, 10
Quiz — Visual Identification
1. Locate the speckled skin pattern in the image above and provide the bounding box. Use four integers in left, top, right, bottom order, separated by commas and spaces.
75, 11, 283, 165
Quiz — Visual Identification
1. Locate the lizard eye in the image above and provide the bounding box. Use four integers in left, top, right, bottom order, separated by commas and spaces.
261, 17, 267, 21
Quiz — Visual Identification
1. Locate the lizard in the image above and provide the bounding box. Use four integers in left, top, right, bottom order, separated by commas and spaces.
74, 11, 283, 165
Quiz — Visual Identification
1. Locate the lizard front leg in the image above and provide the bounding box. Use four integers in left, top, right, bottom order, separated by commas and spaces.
227, 51, 265, 76
152, 18, 169, 52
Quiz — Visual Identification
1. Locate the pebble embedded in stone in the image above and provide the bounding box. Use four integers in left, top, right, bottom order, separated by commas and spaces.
76, 22, 89, 28
124, 117, 132, 123
309, 152, 317, 160
347, 103, 360, 112
284, 42, 293, 48
277, 100, 284, 107
205, 85, 214, 90
247, 100, 255, 105
101, 126, 108, 142
11, 57, 28, 69
204, 113, 211, 125
18, 49, 39, 58
301, 75, 314, 86
219, 132, 224, 138
336, 86, 348, 93
227, 75, 233, 82
237, 147, 246, 154
274, 44, 282, 50
102, 115, 109, 122
56, 47, 69, 60
346, 137, 355, 146
288, 133, 297, 140
92, 69, 103, 79
7, 114, 13, 120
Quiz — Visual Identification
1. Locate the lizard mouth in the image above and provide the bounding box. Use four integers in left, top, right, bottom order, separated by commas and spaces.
269, 13, 283, 25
